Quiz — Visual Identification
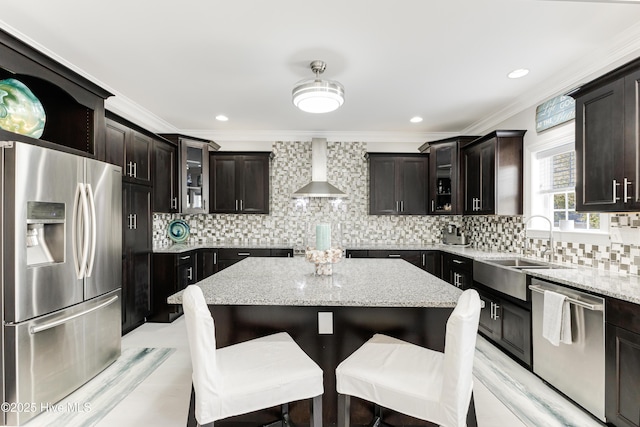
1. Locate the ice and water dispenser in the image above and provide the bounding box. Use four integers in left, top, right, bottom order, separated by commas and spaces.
26, 201, 65, 266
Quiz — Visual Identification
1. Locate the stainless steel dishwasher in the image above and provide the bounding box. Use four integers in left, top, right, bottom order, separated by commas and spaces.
529, 278, 606, 422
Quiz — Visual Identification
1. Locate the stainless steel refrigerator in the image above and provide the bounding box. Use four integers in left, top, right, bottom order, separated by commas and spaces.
1, 141, 122, 425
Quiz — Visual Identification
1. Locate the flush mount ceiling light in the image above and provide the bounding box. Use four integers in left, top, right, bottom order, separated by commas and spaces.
292, 60, 345, 113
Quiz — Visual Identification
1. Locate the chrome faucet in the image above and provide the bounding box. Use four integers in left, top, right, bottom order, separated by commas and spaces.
522, 215, 554, 261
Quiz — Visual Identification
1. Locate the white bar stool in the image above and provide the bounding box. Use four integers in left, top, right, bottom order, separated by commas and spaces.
336, 289, 481, 427
182, 285, 324, 426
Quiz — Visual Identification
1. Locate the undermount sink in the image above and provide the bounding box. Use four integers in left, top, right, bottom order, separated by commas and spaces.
485, 258, 569, 270
473, 257, 571, 301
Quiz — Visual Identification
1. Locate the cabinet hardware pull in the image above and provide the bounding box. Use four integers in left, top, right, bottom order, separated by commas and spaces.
613, 179, 621, 202
213, 252, 217, 264
452, 259, 464, 264
624, 178, 633, 202
480, 300, 486, 309
431, 200, 435, 211
396, 201, 399, 212
240, 200, 243, 211
422, 253, 426, 266
180, 256, 190, 260
187, 267, 193, 281
388, 254, 401, 258
401, 200, 404, 212
238, 252, 250, 256
236, 200, 239, 211
493, 303, 500, 320
490, 302, 495, 319
203, 199, 206, 210
133, 214, 137, 230
133, 162, 138, 178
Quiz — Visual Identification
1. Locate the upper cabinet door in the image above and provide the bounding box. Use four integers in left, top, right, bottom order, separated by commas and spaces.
105, 119, 127, 172
181, 140, 210, 214
369, 156, 398, 215
575, 79, 625, 211
399, 157, 428, 215
210, 152, 270, 214
462, 131, 524, 216
210, 155, 238, 213
105, 116, 152, 185
369, 154, 428, 215
624, 68, 640, 210
152, 139, 178, 213
127, 131, 152, 183
239, 155, 270, 213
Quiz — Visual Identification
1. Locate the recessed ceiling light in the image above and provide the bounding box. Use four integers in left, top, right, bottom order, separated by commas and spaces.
410, 116, 423, 123
215, 115, 229, 121
508, 69, 529, 79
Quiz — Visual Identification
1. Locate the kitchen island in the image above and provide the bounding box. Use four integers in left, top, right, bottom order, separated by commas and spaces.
168, 256, 464, 426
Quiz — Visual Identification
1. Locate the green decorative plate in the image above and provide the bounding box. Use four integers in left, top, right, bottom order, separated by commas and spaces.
168, 219, 190, 243
0, 78, 46, 138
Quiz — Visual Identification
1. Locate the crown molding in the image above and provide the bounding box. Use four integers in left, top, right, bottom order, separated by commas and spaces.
463, 20, 640, 135
105, 96, 178, 133
176, 129, 459, 145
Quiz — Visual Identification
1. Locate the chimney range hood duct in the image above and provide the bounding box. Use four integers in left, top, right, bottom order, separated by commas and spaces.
292, 138, 347, 198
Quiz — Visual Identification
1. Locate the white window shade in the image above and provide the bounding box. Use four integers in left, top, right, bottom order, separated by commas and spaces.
537, 143, 575, 194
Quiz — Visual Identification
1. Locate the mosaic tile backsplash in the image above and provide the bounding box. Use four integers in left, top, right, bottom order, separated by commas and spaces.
153, 141, 640, 275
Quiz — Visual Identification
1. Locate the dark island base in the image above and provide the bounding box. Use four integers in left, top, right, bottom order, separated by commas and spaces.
185, 304, 477, 426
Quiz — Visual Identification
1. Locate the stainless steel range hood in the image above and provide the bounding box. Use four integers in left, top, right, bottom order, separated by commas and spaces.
292, 138, 347, 198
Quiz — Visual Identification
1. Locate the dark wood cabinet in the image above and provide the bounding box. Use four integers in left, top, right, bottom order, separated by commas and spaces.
345, 249, 440, 276
0, 29, 111, 158
475, 285, 532, 368
571, 57, 640, 212
421, 136, 478, 215
442, 253, 473, 289
122, 183, 152, 334
210, 152, 271, 214
216, 248, 292, 272
196, 248, 218, 281
606, 297, 640, 427
461, 130, 525, 215
368, 154, 429, 215
150, 252, 196, 323
160, 134, 220, 214
105, 114, 152, 185
152, 138, 179, 213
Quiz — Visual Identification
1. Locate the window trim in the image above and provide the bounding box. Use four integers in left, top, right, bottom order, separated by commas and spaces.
524, 124, 609, 235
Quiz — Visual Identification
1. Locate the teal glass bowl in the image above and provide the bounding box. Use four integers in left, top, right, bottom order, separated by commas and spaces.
168, 219, 190, 243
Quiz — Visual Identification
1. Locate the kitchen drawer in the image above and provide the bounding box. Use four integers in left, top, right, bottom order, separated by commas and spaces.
270, 248, 293, 258
606, 297, 640, 335
217, 248, 271, 260
345, 249, 368, 258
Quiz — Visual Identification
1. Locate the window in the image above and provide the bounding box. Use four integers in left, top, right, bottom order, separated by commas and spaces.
534, 145, 601, 230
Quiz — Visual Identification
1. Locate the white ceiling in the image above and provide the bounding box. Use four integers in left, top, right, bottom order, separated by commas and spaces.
2, 0, 640, 147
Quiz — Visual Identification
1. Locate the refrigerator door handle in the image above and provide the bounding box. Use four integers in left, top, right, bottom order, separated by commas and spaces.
85, 184, 98, 277
29, 295, 119, 334
72, 183, 90, 279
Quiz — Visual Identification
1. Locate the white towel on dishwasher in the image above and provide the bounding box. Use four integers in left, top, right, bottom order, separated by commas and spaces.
542, 290, 572, 346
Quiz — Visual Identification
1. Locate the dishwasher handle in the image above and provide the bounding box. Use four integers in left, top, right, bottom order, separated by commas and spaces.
529, 284, 604, 311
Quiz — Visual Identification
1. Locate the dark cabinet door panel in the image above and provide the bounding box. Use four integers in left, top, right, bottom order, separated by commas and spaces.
576, 79, 625, 210
624, 69, 640, 210
401, 157, 428, 214
240, 155, 269, 213
479, 142, 496, 214
105, 119, 126, 171
152, 140, 178, 213
211, 156, 237, 212
369, 156, 397, 214
606, 324, 640, 427
499, 301, 532, 367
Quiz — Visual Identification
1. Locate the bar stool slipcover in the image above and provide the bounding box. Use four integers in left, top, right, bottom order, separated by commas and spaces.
336, 289, 481, 427
182, 285, 324, 426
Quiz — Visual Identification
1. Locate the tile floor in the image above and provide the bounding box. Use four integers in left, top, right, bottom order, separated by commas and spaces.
85, 316, 602, 427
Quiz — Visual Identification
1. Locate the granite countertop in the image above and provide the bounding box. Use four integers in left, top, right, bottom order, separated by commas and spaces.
157, 241, 640, 305
167, 257, 462, 308
153, 242, 293, 253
